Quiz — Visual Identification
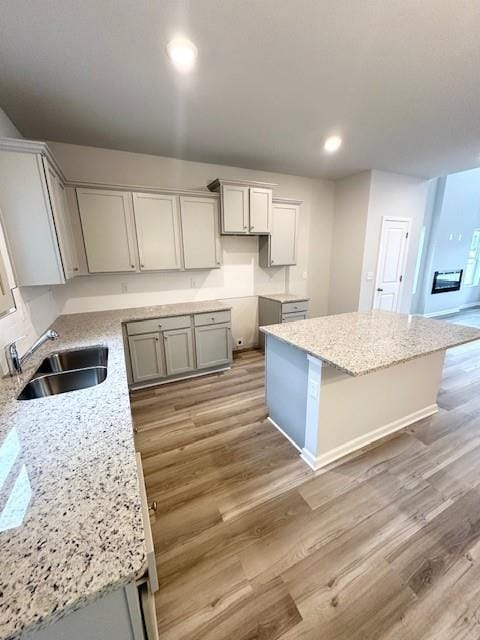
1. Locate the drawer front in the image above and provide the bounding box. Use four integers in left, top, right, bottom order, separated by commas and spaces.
194, 310, 231, 326
281, 300, 308, 314
282, 312, 307, 323
126, 315, 191, 336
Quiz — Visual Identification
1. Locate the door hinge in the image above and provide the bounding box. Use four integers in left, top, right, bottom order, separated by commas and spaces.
405, 232, 409, 239
399, 275, 403, 282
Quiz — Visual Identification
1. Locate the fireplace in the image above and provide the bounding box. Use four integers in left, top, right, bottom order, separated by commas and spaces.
431, 269, 463, 294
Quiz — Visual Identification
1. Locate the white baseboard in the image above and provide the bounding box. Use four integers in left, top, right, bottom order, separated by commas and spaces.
423, 308, 460, 318
267, 417, 302, 452
300, 403, 438, 471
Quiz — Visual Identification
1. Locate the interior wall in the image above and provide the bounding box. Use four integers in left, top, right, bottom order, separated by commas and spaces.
328, 172, 370, 314
358, 170, 431, 313
49, 142, 335, 346
419, 167, 480, 316
0, 107, 62, 373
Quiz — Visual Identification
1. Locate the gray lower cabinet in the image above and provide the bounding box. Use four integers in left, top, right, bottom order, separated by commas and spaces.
126, 309, 232, 386
258, 296, 309, 348
128, 332, 165, 383
163, 327, 195, 375
195, 323, 232, 369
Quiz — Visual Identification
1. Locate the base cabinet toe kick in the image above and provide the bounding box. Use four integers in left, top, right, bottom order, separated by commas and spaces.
125, 309, 233, 388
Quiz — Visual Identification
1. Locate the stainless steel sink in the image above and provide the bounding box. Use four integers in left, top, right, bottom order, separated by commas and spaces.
17, 346, 109, 400
33, 346, 108, 375
17, 367, 108, 400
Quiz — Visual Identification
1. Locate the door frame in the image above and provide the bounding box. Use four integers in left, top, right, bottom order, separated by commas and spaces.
373, 216, 412, 311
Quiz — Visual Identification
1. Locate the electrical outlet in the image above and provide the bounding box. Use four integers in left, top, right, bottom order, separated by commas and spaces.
190, 277, 197, 288
236, 338, 244, 347
121, 281, 128, 293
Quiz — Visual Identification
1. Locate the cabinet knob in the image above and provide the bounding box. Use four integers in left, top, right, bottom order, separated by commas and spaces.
158, 324, 162, 328
155, 337, 159, 341
377, 288, 384, 292
131, 264, 135, 269
251, 226, 254, 230
73, 267, 79, 272
140, 264, 145, 268
243, 225, 248, 230
271, 259, 275, 264
149, 500, 158, 513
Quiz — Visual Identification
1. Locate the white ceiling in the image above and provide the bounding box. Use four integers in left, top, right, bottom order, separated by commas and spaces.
1, 0, 480, 180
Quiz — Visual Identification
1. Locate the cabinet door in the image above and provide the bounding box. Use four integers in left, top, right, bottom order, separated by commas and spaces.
270, 203, 298, 266
45, 162, 79, 279
128, 332, 165, 383
195, 323, 232, 369
221, 184, 249, 234
77, 189, 137, 273
163, 327, 195, 376
249, 187, 272, 234
132, 193, 182, 271
180, 196, 221, 269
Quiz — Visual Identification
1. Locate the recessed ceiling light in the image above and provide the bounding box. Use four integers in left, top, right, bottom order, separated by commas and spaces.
324, 135, 342, 153
166, 37, 198, 72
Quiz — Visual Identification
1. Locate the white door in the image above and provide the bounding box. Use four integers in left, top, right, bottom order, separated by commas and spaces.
77, 189, 137, 273
132, 193, 182, 271
221, 184, 249, 234
249, 187, 272, 234
180, 196, 221, 269
373, 218, 410, 311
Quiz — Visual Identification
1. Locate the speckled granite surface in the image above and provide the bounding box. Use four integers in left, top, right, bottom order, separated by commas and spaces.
259, 293, 309, 303
261, 310, 480, 376
0, 300, 231, 640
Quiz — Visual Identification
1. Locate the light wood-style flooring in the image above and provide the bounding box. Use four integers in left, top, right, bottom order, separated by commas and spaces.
131, 309, 480, 640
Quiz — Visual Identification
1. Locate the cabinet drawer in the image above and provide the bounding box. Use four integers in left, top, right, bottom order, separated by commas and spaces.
194, 310, 231, 326
126, 315, 191, 336
281, 300, 308, 314
282, 312, 307, 323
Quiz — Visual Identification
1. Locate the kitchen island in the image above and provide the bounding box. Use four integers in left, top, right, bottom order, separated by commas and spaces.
261, 310, 480, 470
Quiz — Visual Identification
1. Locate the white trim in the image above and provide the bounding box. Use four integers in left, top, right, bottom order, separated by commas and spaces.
460, 302, 480, 310
373, 216, 412, 312
267, 416, 302, 452
300, 403, 438, 471
423, 308, 460, 318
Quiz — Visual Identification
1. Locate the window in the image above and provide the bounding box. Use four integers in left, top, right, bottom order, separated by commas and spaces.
464, 228, 480, 286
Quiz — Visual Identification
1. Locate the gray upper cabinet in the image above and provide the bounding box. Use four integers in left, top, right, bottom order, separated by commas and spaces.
0, 149, 76, 286
221, 184, 249, 233
128, 332, 166, 383
132, 193, 182, 271
45, 163, 79, 279
195, 323, 232, 369
249, 187, 272, 234
163, 327, 195, 376
207, 179, 276, 235
180, 196, 221, 269
77, 188, 137, 273
259, 201, 299, 267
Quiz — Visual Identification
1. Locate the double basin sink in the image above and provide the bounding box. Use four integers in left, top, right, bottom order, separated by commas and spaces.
17, 346, 108, 401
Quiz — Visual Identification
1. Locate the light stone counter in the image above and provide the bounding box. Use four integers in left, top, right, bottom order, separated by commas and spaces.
261, 310, 480, 376
0, 299, 231, 640
258, 293, 309, 304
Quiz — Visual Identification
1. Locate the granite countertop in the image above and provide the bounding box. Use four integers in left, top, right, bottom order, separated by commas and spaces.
260, 310, 480, 376
0, 299, 231, 640
259, 293, 309, 303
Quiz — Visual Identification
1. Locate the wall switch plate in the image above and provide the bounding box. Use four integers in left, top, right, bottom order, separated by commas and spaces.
366, 271, 374, 281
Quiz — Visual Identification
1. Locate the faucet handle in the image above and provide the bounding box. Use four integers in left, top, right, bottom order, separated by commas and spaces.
47, 329, 59, 340
4, 336, 24, 376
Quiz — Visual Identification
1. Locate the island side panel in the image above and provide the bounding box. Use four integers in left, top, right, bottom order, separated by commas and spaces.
303, 349, 445, 469
264, 334, 309, 449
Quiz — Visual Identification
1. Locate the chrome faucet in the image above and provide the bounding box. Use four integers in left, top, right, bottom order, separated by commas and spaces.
5, 329, 60, 375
